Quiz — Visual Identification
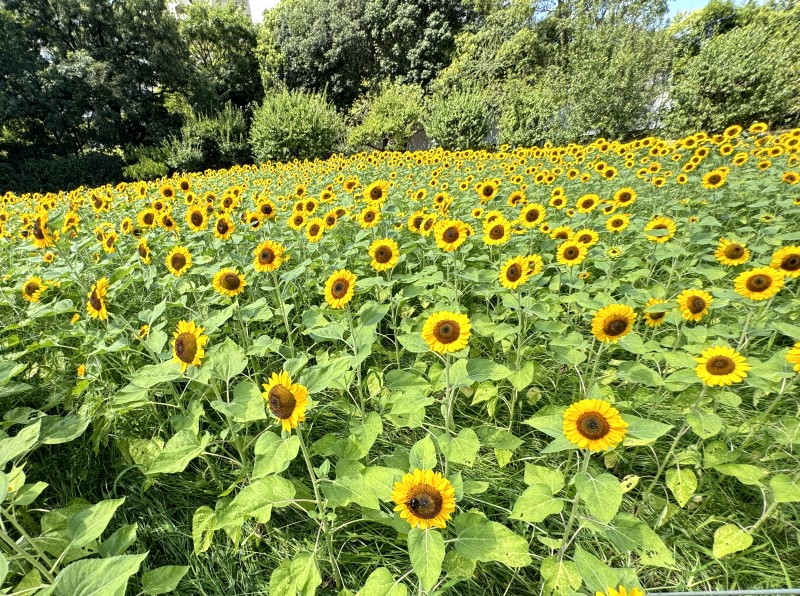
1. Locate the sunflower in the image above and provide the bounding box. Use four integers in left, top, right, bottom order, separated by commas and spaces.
563, 399, 628, 451
702, 169, 727, 189
166, 246, 192, 277
212, 268, 247, 298
86, 278, 109, 321
612, 188, 637, 209
573, 228, 599, 247
577, 193, 600, 213
476, 179, 500, 204
644, 216, 677, 243
253, 240, 286, 272
137, 239, 151, 264
363, 180, 389, 204
642, 298, 669, 327
499, 256, 530, 290
214, 216, 235, 240
713, 238, 750, 266
734, 267, 784, 301
305, 218, 325, 242
357, 206, 381, 229
30, 212, 53, 249
677, 289, 712, 321
324, 269, 356, 309
368, 238, 399, 271
695, 346, 750, 386
392, 469, 456, 530
159, 183, 175, 200
22, 276, 45, 302
518, 203, 547, 228
422, 311, 471, 354
605, 213, 631, 232
434, 219, 468, 252
482, 218, 510, 246
262, 371, 309, 432
596, 586, 645, 596
770, 246, 800, 278
258, 199, 277, 219
550, 225, 573, 241
782, 171, 799, 185
288, 213, 306, 230
185, 207, 208, 232
172, 320, 209, 373
591, 304, 636, 342
556, 241, 588, 267
526, 254, 544, 276
787, 342, 800, 373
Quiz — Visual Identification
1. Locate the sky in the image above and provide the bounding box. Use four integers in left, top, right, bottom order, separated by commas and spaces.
247, 0, 710, 24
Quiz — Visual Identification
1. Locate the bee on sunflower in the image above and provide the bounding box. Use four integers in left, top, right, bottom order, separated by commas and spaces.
262, 371, 309, 432
563, 399, 628, 451
172, 320, 209, 373
392, 469, 456, 530
422, 311, 471, 354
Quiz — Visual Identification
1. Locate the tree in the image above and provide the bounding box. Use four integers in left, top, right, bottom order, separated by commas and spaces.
347, 81, 424, 151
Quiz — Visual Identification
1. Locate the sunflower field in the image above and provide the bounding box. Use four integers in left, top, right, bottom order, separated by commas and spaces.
1, 124, 800, 596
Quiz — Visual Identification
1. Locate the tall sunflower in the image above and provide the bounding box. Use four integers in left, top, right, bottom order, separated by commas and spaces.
734, 267, 784, 301
305, 218, 325, 242
556, 241, 588, 267
22, 276, 45, 303
368, 238, 399, 271
86, 278, 109, 321
499, 256, 530, 290
324, 269, 356, 309
715, 238, 750, 266
357, 206, 381, 229
695, 346, 750, 386
434, 219, 468, 252
363, 180, 390, 204
212, 268, 247, 298
519, 203, 547, 228
262, 371, 309, 432
677, 289, 712, 321
172, 320, 209, 373
214, 216, 235, 240
185, 207, 208, 232
253, 240, 286, 272
605, 214, 631, 233
563, 399, 628, 451
702, 168, 727, 189
573, 228, 599, 247
591, 304, 636, 343
642, 298, 669, 327
166, 246, 192, 277
392, 469, 456, 530
482, 218, 511, 246
770, 246, 800, 278
644, 216, 677, 243
422, 311, 471, 354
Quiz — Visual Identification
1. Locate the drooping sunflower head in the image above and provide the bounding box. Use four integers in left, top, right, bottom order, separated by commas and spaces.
734, 267, 785, 301
392, 469, 456, 530
499, 256, 530, 290
262, 370, 309, 432
22, 276, 45, 303
591, 304, 636, 342
253, 240, 286, 272
695, 345, 750, 386
166, 246, 192, 277
642, 298, 669, 327
770, 246, 800, 278
563, 399, 628, 451
212, 268, 247, 298
677, 289, 712, 321
714, 238, 750, 266
368, 238, 399, 272
324, 269, 357, 309
422, 311, 471, 354
172, 320, 209, 373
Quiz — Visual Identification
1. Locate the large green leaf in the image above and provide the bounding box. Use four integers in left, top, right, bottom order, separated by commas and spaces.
252, 432, 300, 479
142, 565, 189, 595
408, 528, 445, 592
575, 472, 622, 524
452, 511, 531, 567
509, 484, 564, 523
146, 430, 211, 475
53, 553, 147, 596
68, 498, 125, 547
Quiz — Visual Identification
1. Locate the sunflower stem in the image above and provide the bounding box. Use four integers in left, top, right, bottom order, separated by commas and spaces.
271, 271, 295, 356
508, 286, 525, 431
298, 428, 344, 590
444, 354, 455, 436
736, 309, 755, 351
1, 506, 56, 581
346, 304, 366, 418
558, 450, 591, 561
739, 377, 794, 451
585, 340, 604, 397
637, 423, 690, 513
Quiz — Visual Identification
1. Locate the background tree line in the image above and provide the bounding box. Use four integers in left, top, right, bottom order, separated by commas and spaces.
0, 0, 798, 192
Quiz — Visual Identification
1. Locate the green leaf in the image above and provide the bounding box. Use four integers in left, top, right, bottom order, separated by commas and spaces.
359, 301, 390, 326
53, 553, 147, 596
208, 337, 247, 382
98, 524, 138, 558
339, 412, 383, 460
507, 361, 535, 391
686, 408, 723, 439
618, 333, 648, 355
409, 436, 437, 470
211, 380, 266, 423
453, 511, 531, 567
713, 464, 767, 486
575, 472, 622, 524
475, 427, 524, 451
617, 361, 663, 387
666, 468, 697, 507
0, 420, 40, 467
215, 476, 296, 528
39, 415, 90, 444
192, 506, 215, 554
622, 415, 672, 446
437, 428, 480, 467
268, 560, 294, 596
465, 359, 510, 382
129, 361, 182, 388
358, 567, 408, 596
300, 356, 352, 393
540, 556, 581, 596
142, 565, 189, 595
713, 524, 753, 559
770, 474, 800, 503
604, 513, 676, 568
146, 430, 211, 475
574, 546, 633, 594
510, 484, 564, 523
524, 464, 565, 493
0, 553, 7, 587
443, 549, 476, 579
398, 333, 430, 354
252, 432, 301, 479
408, 528, 445, 592
143, 329, 168, 355
291, 552, 322, 596
68, 498, 125, 547
523, 412, 565, 439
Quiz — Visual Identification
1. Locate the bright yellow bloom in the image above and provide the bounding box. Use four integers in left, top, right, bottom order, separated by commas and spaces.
563, 399, 628, 451
392, 469, 456, 530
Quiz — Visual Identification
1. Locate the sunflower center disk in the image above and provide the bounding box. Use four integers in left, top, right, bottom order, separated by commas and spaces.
331, 280, 349, 298
746, 275, 770, 291
506, 264, 521, 282
564, 247, 580, 259
490, 226, 505, 239
221, 274, 240, 290
370, 188, 383, 201
526, 210, 539, 222
576, 412, 611, 440
191, 213, 203, 226
482, 186, 494, 197
217, 221, 229, 234
268, 384, 297, 419
706, 356, 735, 375
649, 311, 666, 320
688, 297, 706, 313
309, 225, 320, 236
171, 254, 187, 270
25, 283, 39, 296
433, 320, 460, 344
782, 255, 800, 271
408, 486, 444, 519
375, 247, 392, 263
443, 227, 459, 242
175, 332, 198, 363
603, 316, 629, 337
144, 214, 154, 225
725, 245, 745, 259
89, 291, 103, 312
364, 212, 375, 222
260, 249, 275, 264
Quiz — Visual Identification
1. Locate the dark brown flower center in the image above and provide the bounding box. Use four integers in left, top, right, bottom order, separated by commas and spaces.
221, 273, 241, 291
24, 282, 39, 296
603, 316, 629, 337
106, 236, 115, 247
706, 356, 735, 375
309, 224, 321, 236
331, 279, 349, 298
268, 384, 296, 419
746, 274, 771, 292
724, 244, 745, 259
171, 253, 187, 271
375, 246, 392, 264
138, 245, 148, 258
780, 254, 800, 271
305, 201, 315, 212
143, 213, 154, 225
688, 296, 706, 314
489, 225, 505, 240
652, 224, 667, 230
370, 187, 383, 201
506, 264, 522, 282
443, 226, 459, 243
525, 209, 540, 222
482, 185, 495, 197
581, 199, 595, 209
611, 219, 624, 228
259, 248, 275, 265
577, 234, 593, 244
260, 204, 273, 216
293, 216, 304, 226
555, 231, 570, 240
406, 486, 443, 519
363, 211, 376, 223
433, 320, 460, 344
708, 174, 722, 185
648, 310, 666, 320
326, 215, 336, 226
191, 212, 203, 226
89, 290, 103, 312
564, 246, 580, 260
174, 332, 197, 363
217, 220, 229, 235
576, 412, 611, 440
223, 197, 233, 208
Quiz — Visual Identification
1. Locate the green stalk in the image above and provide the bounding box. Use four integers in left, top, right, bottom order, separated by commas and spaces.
558, 450, 591, 561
